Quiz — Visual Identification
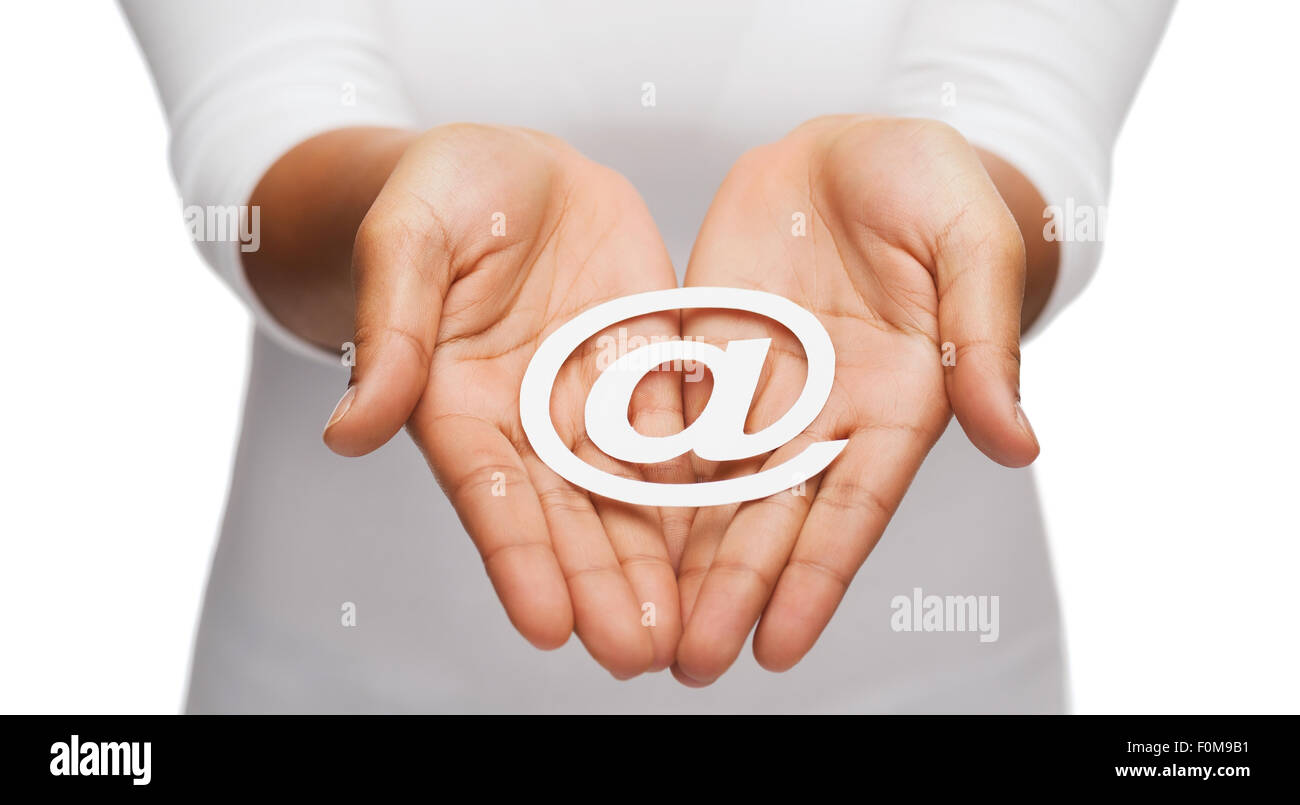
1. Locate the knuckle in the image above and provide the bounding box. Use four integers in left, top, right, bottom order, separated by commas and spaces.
353, 204, 455, 284
562, 562, 621, 586
816, 477, 893, 523
432, 121, 498, 142
954, 338, 1021, 370
480, 540, 549, 571
618, 552, 669, 574
988, 218, 1028, 269
677, 562, 709, 587
759, 488, 810, 520
535, 484, 592, 517
450, 462, 524, 506
353, 211, 410, 256
908, 117, 966, 147
729, 141, 786, 180
787, 555, 854, 593
351, 322, 433, 369
937, 208, 1026, 284
707, 558, 778, 592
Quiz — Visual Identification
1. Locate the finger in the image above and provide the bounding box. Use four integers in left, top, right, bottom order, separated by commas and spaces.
415, 412, 573, 651
674, 433, 825, 686
616, 346, 694, 670
670, 497, 739, 688
619, 311, 696, 569
566, 308, 693, 670
672, 360, 729, 615
675, 498, 740, 626
523, 453, 654, 679
577, 442, 681, 672
674, 446, 766, 649
931, 183, 1039, 468
323, 196, 452, 457
752, 423, 930, 671
674, 306, 802, 625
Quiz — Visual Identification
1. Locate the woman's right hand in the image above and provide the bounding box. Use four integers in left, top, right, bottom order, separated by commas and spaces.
293, 124, 690, 678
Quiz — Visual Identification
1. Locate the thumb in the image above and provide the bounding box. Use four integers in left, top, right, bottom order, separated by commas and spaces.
933, 192, 1040, 468
323, 204, 452, 457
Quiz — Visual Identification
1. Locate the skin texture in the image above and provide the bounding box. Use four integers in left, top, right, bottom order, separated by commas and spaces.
241, 118, 1057, 684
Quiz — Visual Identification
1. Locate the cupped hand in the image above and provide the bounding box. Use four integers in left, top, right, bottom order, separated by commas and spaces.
673, 116, 1041, 685
322, 124, 691, 678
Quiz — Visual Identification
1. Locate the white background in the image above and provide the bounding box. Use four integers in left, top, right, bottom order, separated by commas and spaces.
1, 2, 1296, 714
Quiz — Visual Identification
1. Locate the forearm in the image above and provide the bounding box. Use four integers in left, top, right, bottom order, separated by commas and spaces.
976, 148, 1059, 334
241, 126, 419, 351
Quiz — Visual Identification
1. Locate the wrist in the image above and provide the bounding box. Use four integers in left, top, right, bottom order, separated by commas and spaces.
242, 126, 418, 349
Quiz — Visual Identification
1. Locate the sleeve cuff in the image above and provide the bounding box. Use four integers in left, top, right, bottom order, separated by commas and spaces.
172, 29, 418, 366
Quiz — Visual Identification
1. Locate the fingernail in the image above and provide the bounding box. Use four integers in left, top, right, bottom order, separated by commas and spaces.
1014, 401, 1039, 449
325, 385, 357, 432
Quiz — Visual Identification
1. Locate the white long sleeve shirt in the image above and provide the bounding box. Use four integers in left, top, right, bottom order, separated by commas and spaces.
121, 0, 1172, 713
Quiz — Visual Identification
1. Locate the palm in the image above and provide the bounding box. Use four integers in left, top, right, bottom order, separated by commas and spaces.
405, 141, 689, 677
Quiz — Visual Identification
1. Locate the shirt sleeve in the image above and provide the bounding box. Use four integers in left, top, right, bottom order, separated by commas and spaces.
118, 0, 418, 363
873, 0, 1175, 337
